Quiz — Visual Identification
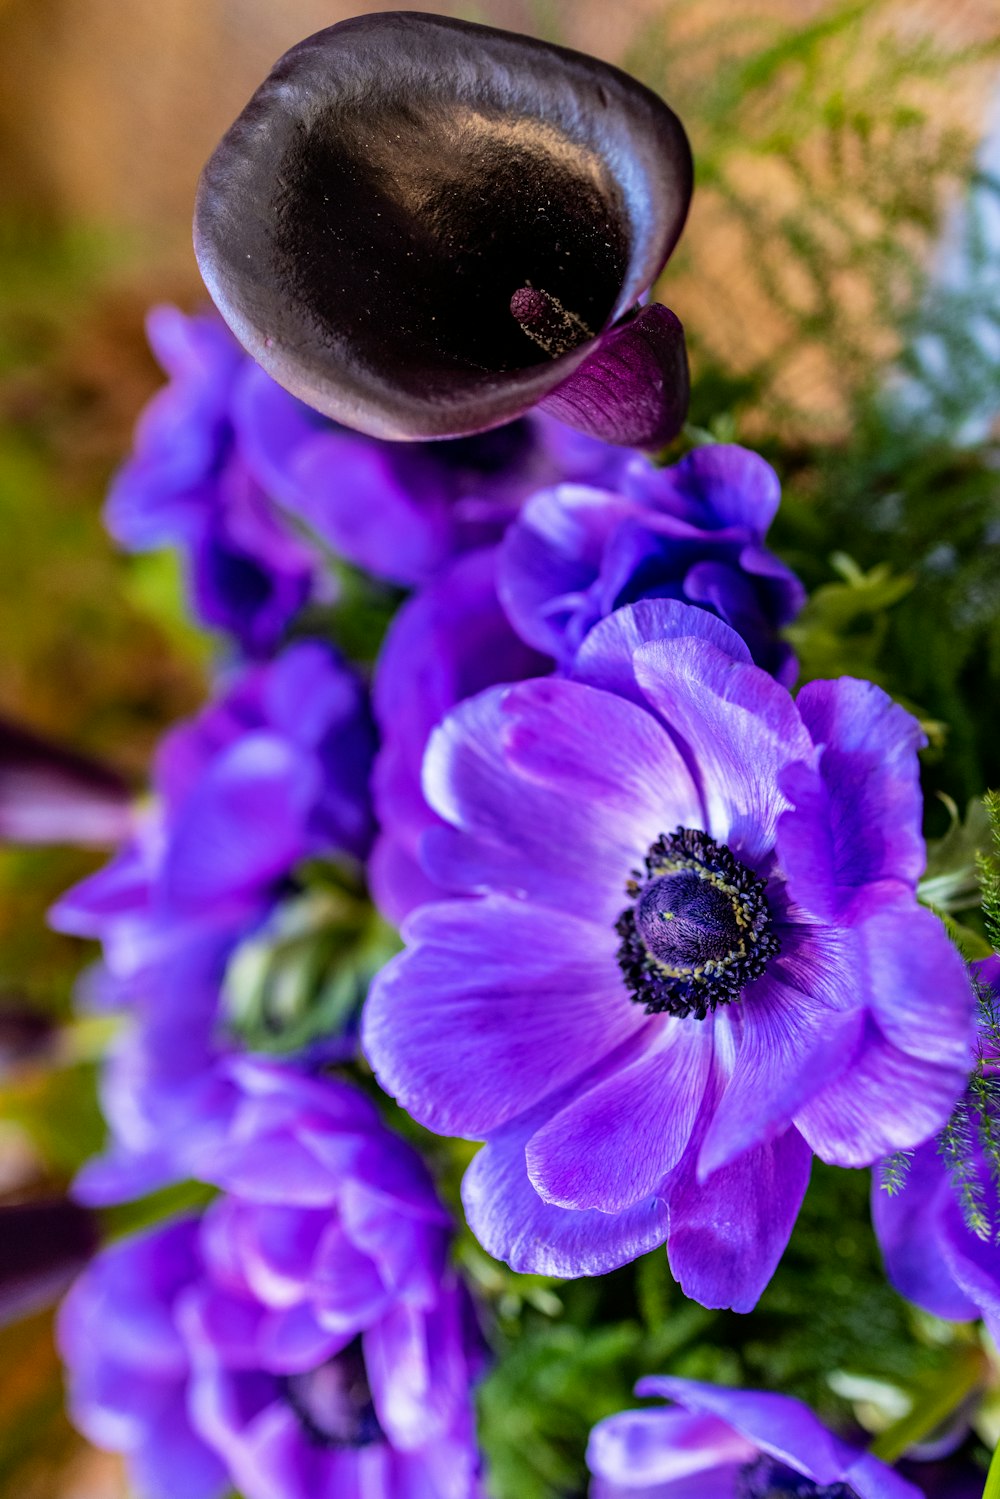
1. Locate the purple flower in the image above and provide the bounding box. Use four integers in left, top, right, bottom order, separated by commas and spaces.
107, 306, 319, 655
586, 1377, 921, 1499
49, 641, 375, 1200
498, 444, 805, 682
240, 357, 631, 588
59, 1064, 486, 1499
872, 955, 1000, 1342
195, 14, 692, 447
51, 639, 374, 982
363, 600, 974, 1309
370, 548, 547, 923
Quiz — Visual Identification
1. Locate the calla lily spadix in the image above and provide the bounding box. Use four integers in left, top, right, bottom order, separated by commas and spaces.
194, 12, 693, 447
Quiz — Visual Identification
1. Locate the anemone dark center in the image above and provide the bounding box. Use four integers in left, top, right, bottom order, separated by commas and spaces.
281, 1338, 383, 1450
738, 1456, 859, 1499
616, 828, 778, 1020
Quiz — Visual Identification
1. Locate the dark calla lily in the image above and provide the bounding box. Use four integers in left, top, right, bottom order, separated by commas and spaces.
194, 12, 692, 447
0, 1197, 98, 1327
0, 717, 132, 847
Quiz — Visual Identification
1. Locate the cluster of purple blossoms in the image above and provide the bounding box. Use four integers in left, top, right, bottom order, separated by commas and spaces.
59, 1062, 486, 1499
50, 639, 376, 1200
364, 599, 975, 1308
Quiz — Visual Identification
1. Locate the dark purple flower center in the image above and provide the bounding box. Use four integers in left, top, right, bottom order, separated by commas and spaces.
616, 828, 778, 1019
738, 1456, 859, 1499
281, 1338, 383, 1450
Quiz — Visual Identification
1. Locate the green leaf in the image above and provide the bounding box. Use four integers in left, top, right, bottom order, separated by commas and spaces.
869, 1344, 988, 1464
985, 1437, 1000, 1499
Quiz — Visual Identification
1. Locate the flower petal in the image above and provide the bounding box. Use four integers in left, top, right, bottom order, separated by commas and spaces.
795, 1018, 966, 1167
697, 969, 864, 1177
665, 1127, 812, 1313
572, 598, 751, 707
421, 676, 702, 918
871, 1144, 980, 1324
587, 1407, 754, 1493
526, 1021, 712, 1211
362, 897, 644, 1138
540, 305, 690, 449
632, 638, 810, 865
462, 1104, 670, 1277
635, 1378, 854, 1488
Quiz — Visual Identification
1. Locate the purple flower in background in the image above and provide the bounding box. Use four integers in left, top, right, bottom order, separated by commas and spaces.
370, 547, 547, 923
499, 444, 805, 682
243, 356, 631, 588
51, 638, 374, 984
49, 641, 375, 1200
59, 1218, 228, 1499
118, 305, 630, 601
195, 14, 692, 447
587, 1377, 921, 1499
59, 1064, 486, 1499
107, 306, 318, 655
363, 600, 974, 1309
872, 954, 1000, 1342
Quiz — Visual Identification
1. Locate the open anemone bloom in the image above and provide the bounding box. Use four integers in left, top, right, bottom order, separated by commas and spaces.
58, 1064, 486, 1499
370, 547, 547, 923
107, 305, 319, 656
872, 955, 1000, 1343
587, 1377, 921, 1499
363, 600, 974, 1308
498, 443, 805, 683
194, 12, 692, 447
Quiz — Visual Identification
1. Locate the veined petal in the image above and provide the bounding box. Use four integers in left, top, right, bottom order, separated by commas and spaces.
795, 1017, 967, 1167
526, 1020, 711, 1211
572, 598, 751, 707
462, 1104, 670, 1277
665, 1127, 811, 1313
421, 676, 702, 918
698, 972, 864, 1177
363, 898, 645, 1138
632, 638, 809, 866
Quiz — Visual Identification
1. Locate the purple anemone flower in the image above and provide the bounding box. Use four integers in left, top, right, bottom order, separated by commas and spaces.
586, 1377, 921, 1499
49, 641, 375, 1200
872, 954, 1000, 1343
107, 305, 319, 655
238, 356, 630, 589
51, 639, 375, 984
59, 1064, 486, 1499
498, 444, 806, 683
363, 600, 974, 1308
370, 547, 547, 923
195, 13, 692, 447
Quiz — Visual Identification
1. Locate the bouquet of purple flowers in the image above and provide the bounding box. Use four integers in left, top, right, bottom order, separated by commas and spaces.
6, 11, 1000, 1499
